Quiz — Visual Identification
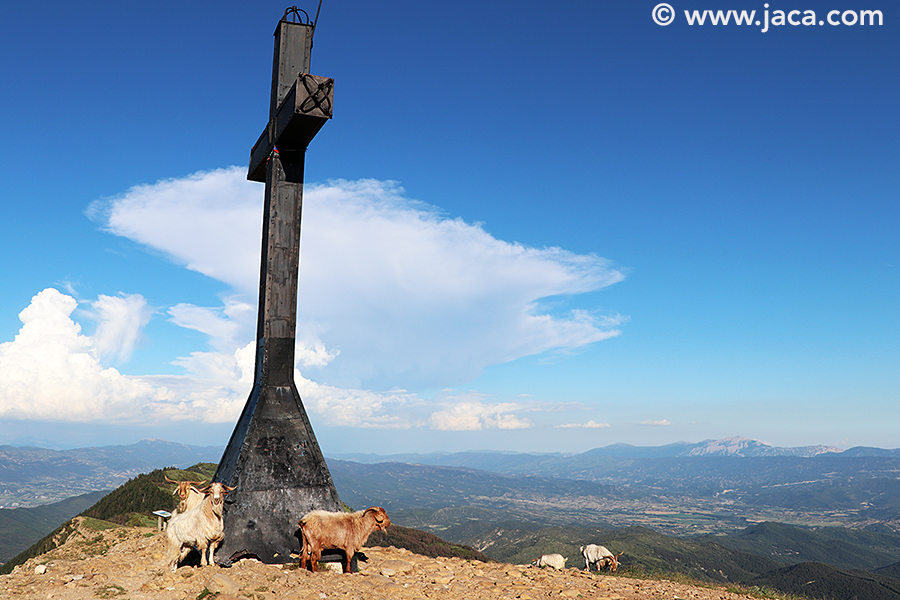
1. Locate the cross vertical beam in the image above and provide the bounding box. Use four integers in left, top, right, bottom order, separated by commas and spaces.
213, 7, 338, 566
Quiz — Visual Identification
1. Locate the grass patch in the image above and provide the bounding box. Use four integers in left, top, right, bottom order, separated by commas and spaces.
94, 584, 126, 598
78, 534, 111, 557
81, 518, 120, 532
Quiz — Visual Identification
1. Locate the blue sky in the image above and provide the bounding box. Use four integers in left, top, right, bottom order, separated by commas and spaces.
0, 0, 896, 455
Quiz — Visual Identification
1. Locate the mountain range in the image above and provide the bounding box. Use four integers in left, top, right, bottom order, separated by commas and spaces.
0, 439, 222, 508
332, 435, 898, 462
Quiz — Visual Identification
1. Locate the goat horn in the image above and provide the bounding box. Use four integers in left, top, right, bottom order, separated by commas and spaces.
164, 475, 176, 483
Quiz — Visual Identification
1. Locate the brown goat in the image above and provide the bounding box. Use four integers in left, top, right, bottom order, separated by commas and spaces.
164, 475, 207, 513
298, 506, 390, 573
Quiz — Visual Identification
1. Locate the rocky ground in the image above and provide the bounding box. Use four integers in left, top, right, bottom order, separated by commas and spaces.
1, 518, 763, 600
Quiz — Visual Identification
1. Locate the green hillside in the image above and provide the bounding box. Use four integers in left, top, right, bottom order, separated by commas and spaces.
453, 522, 900, 600
365, 524, 493, 562
0, 490, 107, 563
705, 521, 900, 571
748, 562, 900, 600
462, 523, 780, 582
0, 463, 216, 575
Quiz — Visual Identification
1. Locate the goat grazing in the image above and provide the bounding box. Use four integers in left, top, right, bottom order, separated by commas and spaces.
580, 544, 622, 572
165, 482, 234, 571
164, 475, 207, 513
532, 553, 567, 570
298, 506, 391, 573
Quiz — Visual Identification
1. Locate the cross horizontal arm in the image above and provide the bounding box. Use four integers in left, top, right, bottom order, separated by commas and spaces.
248, 73, 334, 182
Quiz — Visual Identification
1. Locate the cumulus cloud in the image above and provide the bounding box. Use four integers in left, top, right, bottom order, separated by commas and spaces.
427, 393, 534, 431
0, 289, 258, 425
0, 290, 581, 430
557, 420, 611, 429
91, 170, 627, 392
641, 419, 672, 426
0, 289, 164, 422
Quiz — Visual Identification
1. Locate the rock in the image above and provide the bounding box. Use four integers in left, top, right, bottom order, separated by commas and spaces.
206, 572, 240, 594
379, 559, 415, 576
34, 564, 47, 574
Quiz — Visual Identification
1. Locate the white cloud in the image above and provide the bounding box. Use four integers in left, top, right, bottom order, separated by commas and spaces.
427, 394, 534, 431
3, 171, 628, 427
0, 289, 164, 422
168, 303, 244, 351
87, 167, 263, 293
90, 293, 152, 362
557, 420, 611, 429
0, 289, 254, 425
296, 376, 418, 429
641, 419, 672, 426
92, 170, 627, 392
0, 292, 588, 430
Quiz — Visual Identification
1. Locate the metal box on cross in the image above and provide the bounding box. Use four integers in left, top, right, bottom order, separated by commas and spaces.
212, 5, 340, 566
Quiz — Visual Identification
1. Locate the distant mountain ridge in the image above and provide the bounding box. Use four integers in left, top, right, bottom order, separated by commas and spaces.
0, 439, 223, 508
684, 436, 843, 457
333, 436, 877, 463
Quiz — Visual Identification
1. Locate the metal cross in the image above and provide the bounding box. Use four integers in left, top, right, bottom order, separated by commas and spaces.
213, 5, 342, 566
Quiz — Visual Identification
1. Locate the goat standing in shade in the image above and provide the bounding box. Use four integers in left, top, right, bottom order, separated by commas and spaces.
298, 506, 391, 573
165, 482, 234, 571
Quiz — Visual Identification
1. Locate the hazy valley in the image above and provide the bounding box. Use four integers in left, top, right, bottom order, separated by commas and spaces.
3, 437, 900, 599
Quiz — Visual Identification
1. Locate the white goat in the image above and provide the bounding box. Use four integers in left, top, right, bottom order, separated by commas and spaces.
532, 553, 567, 570
165, 475, 207, 513
165, 482, 233, 571
298, 506, 391, 573
580, 544, 622, 572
